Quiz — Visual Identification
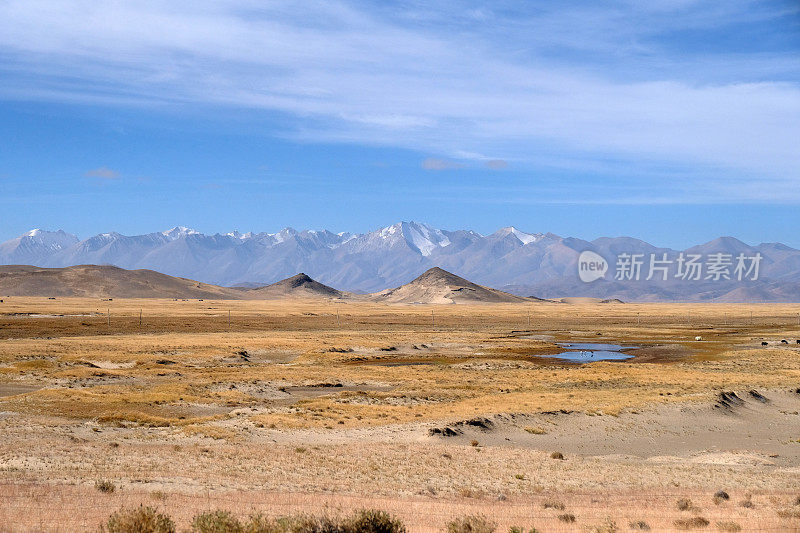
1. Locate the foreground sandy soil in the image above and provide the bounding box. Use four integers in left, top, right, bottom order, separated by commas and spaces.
1, 298, 800, 531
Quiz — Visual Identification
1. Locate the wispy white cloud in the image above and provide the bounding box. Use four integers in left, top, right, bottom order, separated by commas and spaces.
84, 166, 120, 179
421, 158, 463, 170
0, 0, 798, 201
486, 160, 508, 170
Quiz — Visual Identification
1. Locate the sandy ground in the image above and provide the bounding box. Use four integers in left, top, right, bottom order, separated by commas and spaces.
1, 298, 800, 531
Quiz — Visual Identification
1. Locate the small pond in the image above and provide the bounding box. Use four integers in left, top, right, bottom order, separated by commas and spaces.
538, 342, 638, 363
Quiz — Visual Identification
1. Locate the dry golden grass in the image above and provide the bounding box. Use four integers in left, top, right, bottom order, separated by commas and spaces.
1, 297, 800, 531
1, 484, 798, 533
3, 298, 799, 428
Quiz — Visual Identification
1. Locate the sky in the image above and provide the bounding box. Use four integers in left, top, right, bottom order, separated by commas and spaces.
0, 0, 799, 248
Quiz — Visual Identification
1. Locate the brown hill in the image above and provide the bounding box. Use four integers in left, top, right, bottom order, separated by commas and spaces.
0, 265, 239, 299
372, 267, 530, 304
242, 273, 346, 300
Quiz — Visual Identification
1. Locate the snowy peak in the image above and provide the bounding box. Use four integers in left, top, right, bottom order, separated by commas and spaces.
162, 226, 200, 240
0, 229, 79, 264
378, 221, 452, 256
226, 230, 254, 240
494, 226, 543, 245
17, 229, 79, 250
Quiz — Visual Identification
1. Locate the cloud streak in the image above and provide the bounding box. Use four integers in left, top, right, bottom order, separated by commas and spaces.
422, 158, 464, 170
0, 0, 798, 201
84, 166, 120, 179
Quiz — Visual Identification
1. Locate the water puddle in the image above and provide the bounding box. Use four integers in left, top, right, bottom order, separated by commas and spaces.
538, 342, 637, 363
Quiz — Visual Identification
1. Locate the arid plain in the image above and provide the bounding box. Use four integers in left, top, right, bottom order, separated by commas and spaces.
2, 297, 800, 532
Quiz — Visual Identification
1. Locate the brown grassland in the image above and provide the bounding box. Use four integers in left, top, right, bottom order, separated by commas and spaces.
1, 297, 800, 531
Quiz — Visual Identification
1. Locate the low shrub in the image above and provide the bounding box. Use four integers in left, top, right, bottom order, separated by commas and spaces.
676, 498, 694, 511
101, 506, 175, 533
345, 509, 406, 533
446, 515, 496, 533
713, 490, 730, 505
95, 480, 116, 494
191, 510, 243, 533
542, 501, 565, 510
673, 517, 710, 530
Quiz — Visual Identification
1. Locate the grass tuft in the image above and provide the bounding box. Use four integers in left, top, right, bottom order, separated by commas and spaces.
673, 517, 710, 530
191, 510, 243, 533
95, 480, 116, 493
446, 515, 496, 533
100, 505, 175, 533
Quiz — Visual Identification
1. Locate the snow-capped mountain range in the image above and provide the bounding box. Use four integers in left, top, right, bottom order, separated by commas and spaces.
1, 221, 799, 301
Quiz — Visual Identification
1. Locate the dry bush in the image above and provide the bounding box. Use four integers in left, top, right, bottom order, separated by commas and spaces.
628, 521, 650, 530
283, 514, 341, 533
591, 518, 617, 532
345, 509, 406, 533
777, 508, 800, 519
739, 496, 754, 508
713, 490, 730, 505
446, 515, 496, 533
677, 498, 694, 511
186, 509, 406, 533
191, 510, 243, 533
715, 521, 741, 532
240, 514, 288, 533
100, 506, 175, 533
542, 501, 565, 510
673, 516, 710, 530
549, 451, 564, 460
557, 514, 576, 523
95, 480, 116, 493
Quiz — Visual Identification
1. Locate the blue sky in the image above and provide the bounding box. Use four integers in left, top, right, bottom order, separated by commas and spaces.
0, 0, 798, 248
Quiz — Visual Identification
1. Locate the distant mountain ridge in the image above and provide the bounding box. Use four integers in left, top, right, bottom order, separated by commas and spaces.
2, 222, 799, 302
